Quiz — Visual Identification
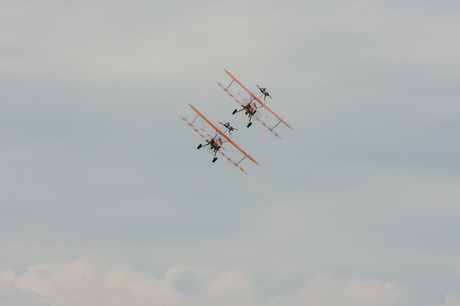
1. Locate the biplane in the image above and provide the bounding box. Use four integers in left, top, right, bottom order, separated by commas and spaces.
216, 70, 293, 139
181, 103, 258, 174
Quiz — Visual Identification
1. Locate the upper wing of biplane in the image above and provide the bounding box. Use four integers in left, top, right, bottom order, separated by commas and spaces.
216, 70, 293, 139
181, 104, 258, 174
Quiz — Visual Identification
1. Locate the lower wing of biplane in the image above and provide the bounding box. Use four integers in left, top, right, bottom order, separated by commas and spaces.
216, 70, 293, 139
181, 103, 258, 174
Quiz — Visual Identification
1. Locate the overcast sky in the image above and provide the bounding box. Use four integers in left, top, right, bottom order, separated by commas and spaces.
1, 1, 460, 305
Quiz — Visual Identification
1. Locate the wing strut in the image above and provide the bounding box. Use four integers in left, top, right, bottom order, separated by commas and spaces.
237, 156, 247, 166
272, 120, 281, 130
191, 114, 199, 124
226, 79, 234, 90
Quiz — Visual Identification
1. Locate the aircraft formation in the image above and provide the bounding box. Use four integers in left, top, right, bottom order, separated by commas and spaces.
181, 70, 293, 174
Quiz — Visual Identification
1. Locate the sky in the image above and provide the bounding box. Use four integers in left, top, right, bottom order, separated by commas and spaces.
1, 0, 460, 305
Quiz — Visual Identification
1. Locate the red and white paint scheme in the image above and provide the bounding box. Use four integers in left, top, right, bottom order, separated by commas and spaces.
216, 70, 293, 139
181, 104, 258, 174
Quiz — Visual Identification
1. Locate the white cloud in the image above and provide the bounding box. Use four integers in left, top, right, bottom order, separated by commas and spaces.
267, 275, 424, 306
0, 259, 257, 306
438, 293, 460, 306
1, 258, 458, 306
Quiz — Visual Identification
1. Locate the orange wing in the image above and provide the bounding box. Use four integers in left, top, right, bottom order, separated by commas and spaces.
224, 70, 293, 130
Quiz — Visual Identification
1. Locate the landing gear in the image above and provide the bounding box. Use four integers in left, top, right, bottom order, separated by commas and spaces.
198, 142, 211, 150
212, 149, 218, 163
247, 115, 253, 128
233, 108, 246, 115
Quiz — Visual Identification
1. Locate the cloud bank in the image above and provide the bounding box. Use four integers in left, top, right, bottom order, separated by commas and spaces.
1, 258, 459, 306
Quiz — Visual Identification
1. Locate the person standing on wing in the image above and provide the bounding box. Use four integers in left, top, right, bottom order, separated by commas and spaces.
219, 122, 238, 135
257, 85, 272, 101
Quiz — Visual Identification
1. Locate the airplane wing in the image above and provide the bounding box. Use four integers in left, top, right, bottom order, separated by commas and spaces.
222, 70, 293, 131
216, 81, 282, 139
181, 104, 258, 174
180, 116, 214, 142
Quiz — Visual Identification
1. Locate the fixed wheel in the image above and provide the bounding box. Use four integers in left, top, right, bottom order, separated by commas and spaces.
212, 157, 217, 163
247, 122, 252, 128
232, 109, 237, 115
197, 144, 202, 149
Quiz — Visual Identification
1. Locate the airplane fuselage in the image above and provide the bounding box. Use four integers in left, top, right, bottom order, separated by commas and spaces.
209, 136, 222, 150
244, 102, 257, 116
